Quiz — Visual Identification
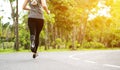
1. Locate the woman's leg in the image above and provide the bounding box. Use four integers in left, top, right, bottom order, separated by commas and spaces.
28, 18, 36, 52
34, 19, 44, 53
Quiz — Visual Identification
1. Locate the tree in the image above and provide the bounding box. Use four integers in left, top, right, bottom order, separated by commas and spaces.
15, 0, 19, 51
5, 0, 19, 50
48, 0, 100, 48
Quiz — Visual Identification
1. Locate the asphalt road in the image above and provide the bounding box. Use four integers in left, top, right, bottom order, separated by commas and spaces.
0, 50, 120, 70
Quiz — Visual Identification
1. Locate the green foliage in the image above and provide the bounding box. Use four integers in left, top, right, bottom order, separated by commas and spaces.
111, 40, 117, 48
55, 38, 62, 45
0, 42, 14, 49
54, 38, 63, 49
19, 28, 30, 49
19, 19, 30, 49
82, 42, 105, 49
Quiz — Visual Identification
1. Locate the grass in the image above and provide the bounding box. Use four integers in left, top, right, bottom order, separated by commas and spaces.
38, 48, 70, 52
78, 47, 120, 51
0, 47, 120, 54
0, 48, 30, 53
0, 49, 15, 53
0, 47, 69, 54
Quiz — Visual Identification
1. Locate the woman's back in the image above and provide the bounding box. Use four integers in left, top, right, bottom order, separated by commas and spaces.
29, 0, 44, 19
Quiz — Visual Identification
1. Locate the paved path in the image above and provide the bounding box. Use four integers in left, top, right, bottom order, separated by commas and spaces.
0, 50, 120, 70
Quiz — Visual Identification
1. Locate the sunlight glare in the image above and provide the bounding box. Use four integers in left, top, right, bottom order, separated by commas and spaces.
88, 1, 111, 21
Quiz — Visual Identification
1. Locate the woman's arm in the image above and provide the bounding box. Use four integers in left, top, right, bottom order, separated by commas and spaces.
41, 0, 50, 14
23, 0, 31, 10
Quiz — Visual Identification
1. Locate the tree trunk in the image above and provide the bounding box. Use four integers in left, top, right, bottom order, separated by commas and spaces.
45, 22, 48, 50
15, 0, 19, 51
9, 0, 19, 51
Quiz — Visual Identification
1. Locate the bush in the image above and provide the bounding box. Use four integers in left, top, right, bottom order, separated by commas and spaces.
0, 42, 14, 49
82, 42, 105, 49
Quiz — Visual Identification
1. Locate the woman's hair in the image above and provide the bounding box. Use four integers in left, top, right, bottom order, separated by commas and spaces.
31, 0, 38, 5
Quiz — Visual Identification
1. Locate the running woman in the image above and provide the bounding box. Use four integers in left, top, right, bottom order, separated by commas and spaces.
23, 0, 50, 58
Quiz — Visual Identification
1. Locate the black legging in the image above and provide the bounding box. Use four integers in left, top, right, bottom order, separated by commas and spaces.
28, 18, 44, 53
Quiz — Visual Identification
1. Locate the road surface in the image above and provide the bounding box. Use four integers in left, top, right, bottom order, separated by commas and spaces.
0, 50, 120, 70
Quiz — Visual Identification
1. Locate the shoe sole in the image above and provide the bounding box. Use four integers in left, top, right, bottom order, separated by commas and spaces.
33, 53, 38, 59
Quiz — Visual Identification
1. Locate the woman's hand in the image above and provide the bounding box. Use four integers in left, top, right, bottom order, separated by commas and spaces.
41, 0, 50, 15
47, 10, 50, 14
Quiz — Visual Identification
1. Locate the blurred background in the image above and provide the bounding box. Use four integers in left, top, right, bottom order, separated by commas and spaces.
0, 0, 120, 52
